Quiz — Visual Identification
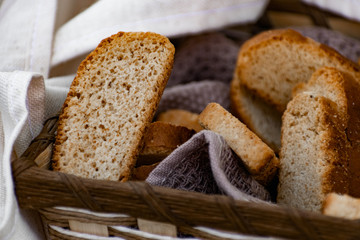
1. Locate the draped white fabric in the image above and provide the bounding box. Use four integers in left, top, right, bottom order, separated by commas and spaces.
2, 0, 356, 239
0, 0, 269, 238
302, 0, 360, 22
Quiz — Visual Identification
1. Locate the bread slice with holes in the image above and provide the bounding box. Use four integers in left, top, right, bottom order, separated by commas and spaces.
137, 121, 196, 166
198, 102, 279, 186
278, 68, 351, 212
237, 28, 360, 112
278, 93, 349, 212
52, 32, 175, 181
230, 73, 281, 154
292, 67, 360, 198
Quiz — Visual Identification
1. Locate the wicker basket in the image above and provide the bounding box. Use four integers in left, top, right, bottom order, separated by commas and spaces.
12, 1, 360, 239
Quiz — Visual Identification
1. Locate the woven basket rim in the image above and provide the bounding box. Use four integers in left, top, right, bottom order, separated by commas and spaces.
11, 114, 360, 240
12, 2, 360, 239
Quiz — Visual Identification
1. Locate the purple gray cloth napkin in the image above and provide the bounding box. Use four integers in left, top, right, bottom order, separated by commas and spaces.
147, 130, 271, 202
146, 28, 360, 202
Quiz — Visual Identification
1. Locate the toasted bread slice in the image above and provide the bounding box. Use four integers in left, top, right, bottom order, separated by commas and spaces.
237, 28, 360, 112
293, 67, 360, 198
52, 32, 175, 181
323, 193, 360, 220
278, 78, 349, 212
156, 109, 203, 132
292, 67, 348, 122
137, 121, 195, 166
230, 73, 281, 154
342, 72, 360, 197
132, 163, 160, 181
198, 102, 279, 186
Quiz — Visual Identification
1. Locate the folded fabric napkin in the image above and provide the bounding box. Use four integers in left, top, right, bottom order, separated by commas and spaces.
147, 130, 271, 202
157, 80, 231, 115
2, 1, 360, 235
147, 27, 360, 204
168, 32, 241, 87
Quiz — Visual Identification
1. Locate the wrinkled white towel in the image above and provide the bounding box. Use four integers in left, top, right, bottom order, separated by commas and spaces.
51, 0, 269, 66
0, 71, 45, 240
0, 0, 270, 239
302, 0, 360, 22
2, 0, 360, 239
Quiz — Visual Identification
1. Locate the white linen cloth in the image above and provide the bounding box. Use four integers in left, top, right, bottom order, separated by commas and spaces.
51, 0, 269, 66
0, 0, 56, 239
4, 0, 360, 239
0, 0, 269, 239
302, 0, 360, 22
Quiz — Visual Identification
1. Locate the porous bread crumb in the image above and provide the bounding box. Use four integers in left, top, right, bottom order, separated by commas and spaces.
199, 102, 279, 186
230, 74, 281, 153
52, 32, 175, 181
292, 67, 348, 123
278, 93, 349, 212
237, 29, 360, 112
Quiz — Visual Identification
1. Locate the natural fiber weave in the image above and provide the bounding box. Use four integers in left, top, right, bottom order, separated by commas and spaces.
12, 1, 360, 239
11, 116, 360, 239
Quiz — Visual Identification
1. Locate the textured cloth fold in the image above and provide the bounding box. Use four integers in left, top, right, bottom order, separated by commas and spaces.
2, 0, 360, 237
157, 80, 231, 115
168, 32, 241, 87
147, 130, 271, 202
51, 0, 268, 66
0, 0, 56, 78
0, 71, 45, 240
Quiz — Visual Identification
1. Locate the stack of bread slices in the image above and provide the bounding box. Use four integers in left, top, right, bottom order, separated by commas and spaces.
230, 28, 360, 213
52, 29, 360, 217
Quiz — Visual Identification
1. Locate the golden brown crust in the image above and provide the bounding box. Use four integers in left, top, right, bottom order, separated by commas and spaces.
239, 29, 308, 56
156, 109, 203, 132
230, 74, 281, 153
52, 32, 175, 181
229, 75, 251, 127
292, 67, 348, 123
132, 162, 159, 181
237, 28, 360, 112
236, 29, 311, 110
342, 72, 360, 197
278, 92, 349, 211
292, 67, 360, 198
199, 102, 279, 186
322, 193, 360, 220
137, 122, 195, 166
318, 97, 349, 195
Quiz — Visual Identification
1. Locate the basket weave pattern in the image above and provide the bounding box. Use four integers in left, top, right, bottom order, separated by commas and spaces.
12, 0, 360, 239
11, 115, 360, 239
